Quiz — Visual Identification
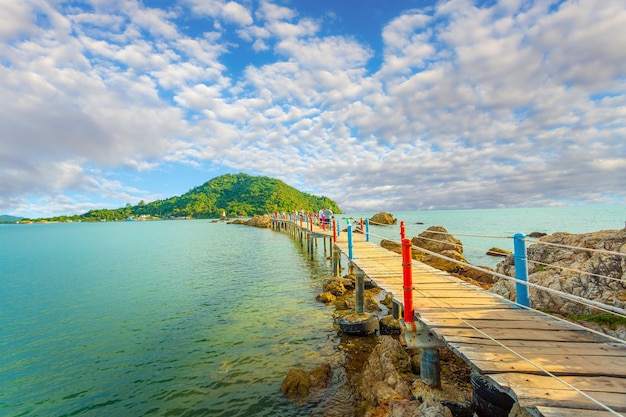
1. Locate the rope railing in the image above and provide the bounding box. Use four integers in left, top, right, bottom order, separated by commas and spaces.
525, 238, 626, 258
409, 284, 625, 416
527, 259, 626, 284
361, 223, 626, 319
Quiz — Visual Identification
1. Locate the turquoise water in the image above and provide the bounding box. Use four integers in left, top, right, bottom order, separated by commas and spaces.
1, 221, 345, 417
1, 205, 624, 416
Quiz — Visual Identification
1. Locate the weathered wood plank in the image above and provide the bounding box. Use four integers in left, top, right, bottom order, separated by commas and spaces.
430, 326, 605, 343
536, 406, 622, 416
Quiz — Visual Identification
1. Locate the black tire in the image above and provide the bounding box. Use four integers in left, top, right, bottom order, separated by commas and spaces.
471, 372, 515, 417
339, 314, 379, 336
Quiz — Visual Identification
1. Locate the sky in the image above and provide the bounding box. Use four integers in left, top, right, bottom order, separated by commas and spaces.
1, 0, 625, 218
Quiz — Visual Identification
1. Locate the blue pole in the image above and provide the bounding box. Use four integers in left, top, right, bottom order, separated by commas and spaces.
347, 224, 353, 259
365, 218, 370, 242
513, 233, 530, 307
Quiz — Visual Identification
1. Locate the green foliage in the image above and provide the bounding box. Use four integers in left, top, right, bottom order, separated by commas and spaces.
72, 173, 341, 221
567, 313, 626, 329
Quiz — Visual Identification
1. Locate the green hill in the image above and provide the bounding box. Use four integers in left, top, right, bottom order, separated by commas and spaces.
76, 173, 340, 221
0, 215, 23, 223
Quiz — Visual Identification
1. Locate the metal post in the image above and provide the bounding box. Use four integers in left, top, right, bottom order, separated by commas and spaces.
420, 348, 440, 388
347, 224, 354, 259
513, 233, 530, 307
402, 238, 413, 323
400, 221, 405, 240
356, 274, 364, 314
332, 220, 337, 242
365, 218, 370, 242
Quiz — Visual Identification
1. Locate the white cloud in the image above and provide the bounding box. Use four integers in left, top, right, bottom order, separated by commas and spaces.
222, 2, 253, 26
1, 0, 625, 218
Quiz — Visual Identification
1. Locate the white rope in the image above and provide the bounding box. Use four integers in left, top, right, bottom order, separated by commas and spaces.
527, 259, 626, 284
525, 238, 626, 258
365, 226, 626, 316
409, 285, 625, 416
398, 238, 626, 317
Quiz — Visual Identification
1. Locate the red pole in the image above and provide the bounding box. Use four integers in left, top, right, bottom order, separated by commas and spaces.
309, 214, 313, 232
402, 238, 414, 323
332, 220, 337, 242
400, 221, 405, 240
360, 217, 364, 233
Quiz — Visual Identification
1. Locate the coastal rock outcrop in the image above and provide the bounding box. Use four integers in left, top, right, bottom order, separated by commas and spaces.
371, 212, 397, 225
356, 336, 413, 407
380, 226, 494, 284
245, 215, 271, 228
281, 363, 332, 404
486, 247, 511, 257
491, 229, 626, 318
410, 226, 467, 274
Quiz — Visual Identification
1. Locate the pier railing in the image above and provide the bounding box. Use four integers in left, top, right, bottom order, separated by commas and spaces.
270, 213, 626, 416
364, 218, 626, 338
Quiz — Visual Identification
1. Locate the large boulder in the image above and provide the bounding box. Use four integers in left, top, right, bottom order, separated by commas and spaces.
411, 226, 467, 274
491, 229, 626, 317
281, 364, 332, 404
245, 215, 271, 228
370, 212, 397, 225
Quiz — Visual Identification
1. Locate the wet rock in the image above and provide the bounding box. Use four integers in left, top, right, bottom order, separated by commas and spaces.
486, 247, 511, 257
281, 368, 311, 399
281, 364, 333, 404
380, 315, 402, 335
324, 279, 347, 296
527, 231, 547, 238
316, 291, 336, 304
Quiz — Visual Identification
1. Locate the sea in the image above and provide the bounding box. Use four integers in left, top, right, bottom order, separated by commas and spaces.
1, 205, 624, 417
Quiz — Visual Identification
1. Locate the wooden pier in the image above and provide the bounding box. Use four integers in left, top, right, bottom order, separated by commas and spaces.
271, 218, 626, 417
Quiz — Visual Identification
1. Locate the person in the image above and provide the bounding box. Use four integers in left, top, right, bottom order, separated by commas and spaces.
323, 208, 333, 225
318, 208, 324, 226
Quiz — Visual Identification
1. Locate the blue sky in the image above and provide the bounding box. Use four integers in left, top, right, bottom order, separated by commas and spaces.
1, 0, 625, 218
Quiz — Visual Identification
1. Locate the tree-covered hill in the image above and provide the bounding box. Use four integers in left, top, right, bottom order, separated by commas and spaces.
45, 173, 340, 222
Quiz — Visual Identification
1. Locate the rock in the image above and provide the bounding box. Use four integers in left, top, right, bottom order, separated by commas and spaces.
462, 265, 495, 285
281, 364, 333, 403
371, 212, 397, 225
492, 229, 626, 317
324, 279, 347, 296
309, 363, 332, 389
486, 247, 511, 257
281, 368, 311, 399
245, 215, 271, 228
381, 239, 422, 259
528, 231, 547, 238
411, 226, 468, 273
380, 315, 402, 335
381, 293, 394, 309
316, 291, 336, 304
357, 336, 413, 407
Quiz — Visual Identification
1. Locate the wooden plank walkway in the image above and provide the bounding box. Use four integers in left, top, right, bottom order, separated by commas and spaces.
271, 219, 626, 416
331, 237, 626, 416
